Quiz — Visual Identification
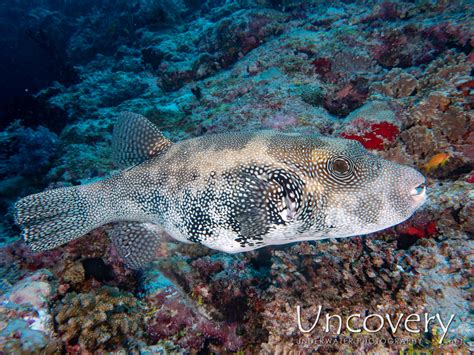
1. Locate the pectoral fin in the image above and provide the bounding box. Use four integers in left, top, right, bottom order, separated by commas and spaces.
234, 172, 272, 239
234, 168, 303, 240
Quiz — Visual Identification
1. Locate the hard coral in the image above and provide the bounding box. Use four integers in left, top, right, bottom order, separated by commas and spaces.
373, 21, 472, 69
147, 250, 269, 350
191, 256, 224, 279
0, 318, 60, 353
376, 1, 403, 21
6, 229, 137, 297
371, 68, 418, 98
207, 9, 286, 67
61, 261, 85, 286
145, 287, 243, 352
262, 113, 299, 130
260, 238, 427, 352
422, 22, 471, 53
361, 1, 404, 23
6, 241, 64, 271
53, 286, 144, 352
312, 57, 332, 78
8, 278, 51, 309
298, 84, 325, 107
323, 78, 369, 117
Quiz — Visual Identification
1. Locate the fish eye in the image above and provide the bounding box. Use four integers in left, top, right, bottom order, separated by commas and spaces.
331, 158, 351, 175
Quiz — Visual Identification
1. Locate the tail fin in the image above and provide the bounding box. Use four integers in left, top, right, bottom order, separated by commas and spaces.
14, 182, 113, 251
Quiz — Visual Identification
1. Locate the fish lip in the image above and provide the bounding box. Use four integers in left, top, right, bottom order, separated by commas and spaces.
409, 179, 427, 204
405, 165, 427, 202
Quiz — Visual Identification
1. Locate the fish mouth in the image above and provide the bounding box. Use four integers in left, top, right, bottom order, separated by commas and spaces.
409, 181, 427, 204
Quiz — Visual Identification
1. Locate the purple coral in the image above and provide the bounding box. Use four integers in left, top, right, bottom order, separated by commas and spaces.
146, 287, 243, 352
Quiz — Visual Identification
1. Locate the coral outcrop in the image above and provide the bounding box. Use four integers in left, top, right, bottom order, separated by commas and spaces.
53, 286, 144, 351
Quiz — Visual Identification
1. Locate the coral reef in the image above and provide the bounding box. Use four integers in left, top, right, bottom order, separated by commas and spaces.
0, 270, 58, 353
0, 0, 472, 352
53, 286, 144, 351
0, 123, 59, 179
144, 284, 244, 351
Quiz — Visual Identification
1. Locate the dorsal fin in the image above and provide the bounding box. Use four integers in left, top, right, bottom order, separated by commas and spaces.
112, 112, 172, 167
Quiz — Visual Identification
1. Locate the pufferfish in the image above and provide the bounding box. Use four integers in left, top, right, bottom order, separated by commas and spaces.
14, 112, 427, 268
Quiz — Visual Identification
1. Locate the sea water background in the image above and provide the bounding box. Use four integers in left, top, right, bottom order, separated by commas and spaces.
0, 0, 472, 352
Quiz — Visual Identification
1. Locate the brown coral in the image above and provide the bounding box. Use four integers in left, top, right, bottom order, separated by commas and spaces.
371, 68, 418, 98
53, 286, 144, 352
400, 125, 437, 158
259, 238, 427, 353
61, 261, 85, 286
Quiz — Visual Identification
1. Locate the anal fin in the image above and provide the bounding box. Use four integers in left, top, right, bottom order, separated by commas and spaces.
108, 222, 162, 269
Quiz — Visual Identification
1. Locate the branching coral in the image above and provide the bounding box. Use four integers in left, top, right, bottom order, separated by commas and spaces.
53, 286, 144, 351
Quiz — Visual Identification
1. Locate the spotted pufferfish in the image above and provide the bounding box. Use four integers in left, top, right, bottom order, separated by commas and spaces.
14, 112, 427, 268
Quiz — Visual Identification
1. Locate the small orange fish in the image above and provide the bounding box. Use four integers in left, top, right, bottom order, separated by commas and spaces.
424, 153, 449, 171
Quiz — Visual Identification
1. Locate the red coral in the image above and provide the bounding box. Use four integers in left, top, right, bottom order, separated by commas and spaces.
341, 122, 400, 150
361, 1, 402, 23
399, 220, 437, 239
371, 122, 400, 141
341, 132, 384, 150
426, 221, 437, 236
65, 344, 83, 354
312, 57, 332, 77
405, 227, 426, 239
457, 79, 474, 96
324, 78, 369, 117
467, 174, 474, 183
422, 22, 470, 51
191, 257, 224, 278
